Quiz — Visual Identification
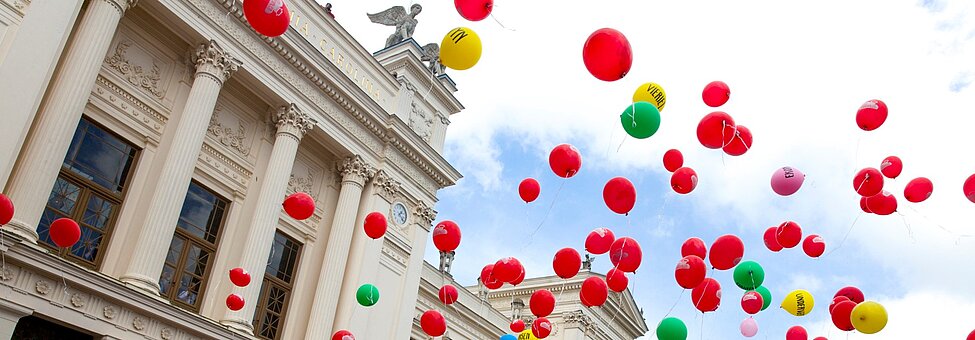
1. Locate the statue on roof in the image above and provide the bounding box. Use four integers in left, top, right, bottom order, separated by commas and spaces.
420, 43, 445, 75
367, 4, 422, 48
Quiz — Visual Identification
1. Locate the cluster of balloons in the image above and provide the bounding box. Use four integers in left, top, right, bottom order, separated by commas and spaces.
226, 267, 252, 311
621, 84, 663, 140
696, 82, 753, 156
480, 256, 527, 289
829, 286, 888, 334
662, 149, 698, 194
763, 221, 826, 258
283, 192, 315, 220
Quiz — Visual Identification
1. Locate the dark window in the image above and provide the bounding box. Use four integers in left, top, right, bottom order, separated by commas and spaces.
12, 315, 94, 340
253, 231, 302, 340
158, 181, 227, 312
36, 118, 138, 268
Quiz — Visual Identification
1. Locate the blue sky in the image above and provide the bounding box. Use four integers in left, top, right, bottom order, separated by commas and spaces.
328, 0, 975, 338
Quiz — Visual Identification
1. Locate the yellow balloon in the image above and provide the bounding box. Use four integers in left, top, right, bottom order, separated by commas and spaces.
440, 27, 482, 70
850, 301, 888, 334
518, 330, 539, 340
633, 82, 667, 112
780, 289, 815, 316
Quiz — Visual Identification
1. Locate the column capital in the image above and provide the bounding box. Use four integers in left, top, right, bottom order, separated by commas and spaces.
192, 40, 241, 85
372, 170, 402, 201
272, 104, 316, 139
101, 0, 138, 15
562, 309, 596, 333
414, 200, 437, 226
336, 155, 375, 186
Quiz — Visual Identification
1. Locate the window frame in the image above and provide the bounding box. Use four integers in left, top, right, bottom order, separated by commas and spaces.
37, 116, 140, 269
159, 180, 229, 312
252, 231, 303, 340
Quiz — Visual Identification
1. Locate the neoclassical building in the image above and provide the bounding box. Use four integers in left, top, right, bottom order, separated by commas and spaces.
0, 1, 646, 339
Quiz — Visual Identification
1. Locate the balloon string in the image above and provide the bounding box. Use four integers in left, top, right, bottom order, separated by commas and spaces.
699, 310, 705, 340
662, 288, 686, 318
895, 211, 916, 243
58, 248, 70, 296
522, 177, 567, 249
903, 205, 975, 244
489, 12, 517, 32
852, 135, 862, 176
823, 213, 861, 257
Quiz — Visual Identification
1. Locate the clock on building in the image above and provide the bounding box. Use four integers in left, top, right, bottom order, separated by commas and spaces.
391, 202, 408, 226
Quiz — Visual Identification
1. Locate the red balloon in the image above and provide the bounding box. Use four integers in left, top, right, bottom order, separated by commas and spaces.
776, 221, 802, 249
511, 265, 526, 286
493, 257, 522, 283
226, 293, 244, 311
829, 295, 851, 313
856, 99, 888, 131
691, 277, 721, 312
663, 149, 684, 172
553, 248, 582, 279
439, 284, 459, 305
864, 190, 897, 215
606, 268, 628, 293
603, 177, 636, 215
802, 235, 825, 258
549, 144, 582, 178
454, 0, 493, 21
243, 0, 291, 37
530, 289, 555, 317
814, 338, 828, 340
532, 317, 553, 339
229, 267, 251, 287
580, 276, 609, 307
880, 156, 903, 179
332, 330, 355, 340
420, 310, 446, 337
681, 237, 707, 259
510, 319, 526, 333
582, 28, 632, 82
708, 234, 744, 270
697, 112, 736, 149
741, 291, 764, 315
853, 168, 884, 197
786, 326, 808, 340
519, 178, 541, 203
859, 196, 873, 214
966, 174, 975, 203
671, 167, 698, 194
830, 300, 857, 331
723, 124, 753, 156
702, 81, 731, 107
480, 264, 502, 289
432, 220, 462, 252
484, 277, 503, 290
0, 193, 13, 225
763, 227, 783, 252
49, 218, 80, 248
675, 255, 706, 289
834, 286, 865, 304
283, 192, 315, 220
585, 228, 615, 255
904, 177, 933, 203
968, 329, 975, 340
609, 237, 643, 273
363, 212, 387, 239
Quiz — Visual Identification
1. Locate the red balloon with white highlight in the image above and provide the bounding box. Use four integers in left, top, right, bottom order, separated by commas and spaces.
530, 289, 556, 317
606, 268, 628, 293
454, 0, 493, 21
965, 174, 975, 204
439, 284, 459, 305
741, 291, 764, 315
709, 234, 744, 270
671, 167, 698, 194
802, 234, 825, 258
553, 248, 582, 279
582, 28, 633, 82
283, 192, 315, 220
363, 212, 387, 239
697, 112, 736, 149
580, 276, 609, 307
675, 255, 706, 289
432, 220, 461, 252
786, 325, 808, 340
856, 99, 888, 131
49, 218, 81, 248
609, 237, 642, 273
681, 237, 707, 259
549, 144, 582, 178
691, 278, 721, 312
865, 190, 897, 215
904, 177, 933, 203
243, 0, 291, 37
853, 168, 884, 197
585, 228, 615, 255
880, 156, 902, 179
663, 149, 683, 172
763, 227, 783, 252
776, 221, 802, 249
420, 310, 446, 337
723, 124, 752, 156
702, 81, 731, 107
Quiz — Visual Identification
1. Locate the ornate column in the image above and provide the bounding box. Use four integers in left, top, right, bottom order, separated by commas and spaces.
2, 0, 138, 242
391, 201, 437, 338
119, 40, 240, 295
220, 104, 315, 332
304, 156, 375, 339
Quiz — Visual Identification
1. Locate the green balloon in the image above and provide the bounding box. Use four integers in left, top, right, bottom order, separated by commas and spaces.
655, 317, 687, 340
733, 260, 765, 290
620, 101, 661, 139
356, 284, 380, 307
749, 285, 773, 311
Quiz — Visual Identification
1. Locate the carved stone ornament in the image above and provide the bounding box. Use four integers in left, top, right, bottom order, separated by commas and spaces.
161, 328, 174, 340
103, 306, 117, 319
207, 106, 251, 156
272, 104, 317, 139
287, 171, 316, 198
35, 280, 51, 295
133, 316, 146, 331
104, 41, 165, 98
192, 40, 241, 84
367, 4, 423, 48
562, 310, 596, 333
0, 268, 13, 281
409, 102, 434, 142
372, 170, 402, 201
413, 200, 437, 226
70, 293, 86, 308
103, 0, 138, 15
336, 155, 376, 185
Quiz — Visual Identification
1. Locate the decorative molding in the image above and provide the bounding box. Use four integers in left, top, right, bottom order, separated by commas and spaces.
372, 170, 402, 202
93, 75, 167, 141
132, 316, 146, 331
562, 310, 596, 333
199, 142, 252, 192
336, 155, 376, 185
408, 102, 433, 143
192, 40, 241, 84
287, 171, 315, 198
103, 306, 117, 319
207, 105, 252, 156
11, 0, 30, 15
70, 293, 86, 308
104, 41, 166, 99
101, 0, 138, 16
272, 103, 317, 139
413, 200, 436, 227
35, 280, 50, 295
395, 75, 418, 93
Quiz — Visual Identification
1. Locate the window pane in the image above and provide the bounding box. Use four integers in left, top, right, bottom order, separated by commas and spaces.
81, 195, 114, 230
176, 182, 225, 244
63, 119, 136, 194
159, 264, 177, 296
258, 313, 280, 339
183, 244, 210, 277
266, 232, 301, 283
46, 177, 81, 214
165, 236, 185, 265
175, 274, 200, 306
70, 226, 103, 261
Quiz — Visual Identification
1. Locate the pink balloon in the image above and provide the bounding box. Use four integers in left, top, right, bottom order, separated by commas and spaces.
771, 166, 805, 196
740, 317, 758, 338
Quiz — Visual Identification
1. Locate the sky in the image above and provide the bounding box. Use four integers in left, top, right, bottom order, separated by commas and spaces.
324, 0, 975, 339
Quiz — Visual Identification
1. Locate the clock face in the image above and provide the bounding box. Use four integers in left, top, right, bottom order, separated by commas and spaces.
392, 202, 408, 225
